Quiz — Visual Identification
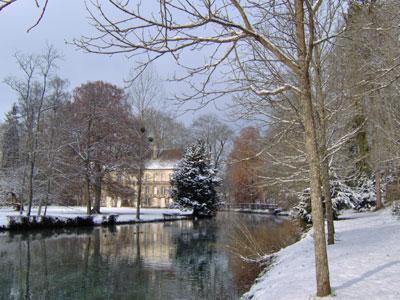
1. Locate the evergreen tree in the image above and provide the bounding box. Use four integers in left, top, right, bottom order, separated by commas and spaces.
170, 139, 221, 217
1, 104, 20, 168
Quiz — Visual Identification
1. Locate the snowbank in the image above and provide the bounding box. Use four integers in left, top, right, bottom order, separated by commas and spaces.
0, 206, 191, 230
243, 209, 400, 300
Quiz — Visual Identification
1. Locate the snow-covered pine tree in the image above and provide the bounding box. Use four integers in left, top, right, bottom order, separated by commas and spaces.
1, 104, 20, 168
170, 139, 221, 218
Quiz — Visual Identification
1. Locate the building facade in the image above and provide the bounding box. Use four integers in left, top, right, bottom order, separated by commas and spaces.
141, 159, 177, 208
104, 149, 182, 208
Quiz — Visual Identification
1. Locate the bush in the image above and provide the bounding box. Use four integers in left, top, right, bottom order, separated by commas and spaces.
290, 188, 312, 223
7, 215, 94, 230
290, 175, 391, 223
101, 214, 118, 225
392, 201, 400, 216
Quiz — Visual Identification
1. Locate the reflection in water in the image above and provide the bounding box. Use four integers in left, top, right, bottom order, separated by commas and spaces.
0, 213, 302, 300
220, 214, 302, 292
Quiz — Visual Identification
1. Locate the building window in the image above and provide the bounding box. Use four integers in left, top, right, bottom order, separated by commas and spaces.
145, 174, 150, 182
154, 186, 158, 195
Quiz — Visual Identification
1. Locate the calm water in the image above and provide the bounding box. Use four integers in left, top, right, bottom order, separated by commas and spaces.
0, 212, 302, 300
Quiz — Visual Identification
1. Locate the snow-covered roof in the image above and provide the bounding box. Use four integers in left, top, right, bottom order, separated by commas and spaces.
145, 148, 182, 170
145, 159, 179, 170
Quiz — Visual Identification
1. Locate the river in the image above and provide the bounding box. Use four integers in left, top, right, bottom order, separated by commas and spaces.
0, 212, 302, 300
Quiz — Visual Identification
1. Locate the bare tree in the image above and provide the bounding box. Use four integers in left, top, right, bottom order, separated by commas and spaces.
38, 77, 70, 216
128, 67, 164, 121
191, 114, 233, 169
227, 126, 264, 204
133, 126, 153, 220
326, 0, 400, 210
145, 109, 190, 151
65, 81, 130, 214
0, 0, 50, 32
128, 68, 189, 151
76, 1, 337, 295
5, 46, 61, 216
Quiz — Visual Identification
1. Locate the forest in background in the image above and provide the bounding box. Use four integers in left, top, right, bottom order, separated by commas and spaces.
2, 1, 400, 218
0, 51, 235, 215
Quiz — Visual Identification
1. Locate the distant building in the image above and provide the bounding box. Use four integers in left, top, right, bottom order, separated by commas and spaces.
104, 148, 182, 208
141, 149, 182, 208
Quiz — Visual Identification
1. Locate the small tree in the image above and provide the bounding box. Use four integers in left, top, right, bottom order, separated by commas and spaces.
1, 104, 20, 169
170, 140, 220, 218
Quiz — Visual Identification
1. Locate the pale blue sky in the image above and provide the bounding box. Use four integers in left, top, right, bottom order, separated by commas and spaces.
0, 1, 234, 125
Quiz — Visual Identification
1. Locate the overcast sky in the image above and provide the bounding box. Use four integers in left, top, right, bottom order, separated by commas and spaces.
0, 1, 236, 126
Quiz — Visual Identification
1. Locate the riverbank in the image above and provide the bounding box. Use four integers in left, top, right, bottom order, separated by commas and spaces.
0, 206, 192, 230
243, 208, 400, 300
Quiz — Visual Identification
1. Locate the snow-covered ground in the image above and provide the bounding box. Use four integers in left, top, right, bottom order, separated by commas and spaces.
0, 206, 191, 229
244, 209, 400, 300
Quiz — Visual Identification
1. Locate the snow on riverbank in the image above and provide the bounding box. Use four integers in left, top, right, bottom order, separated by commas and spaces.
0, 206, 191, 230
244, 209, 400, 300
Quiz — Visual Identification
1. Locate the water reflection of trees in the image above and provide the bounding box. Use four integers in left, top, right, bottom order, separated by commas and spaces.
217, 213, 302, 293
0, 223, 189, 299
172, 218, 240, 300
0, 214, 302, 299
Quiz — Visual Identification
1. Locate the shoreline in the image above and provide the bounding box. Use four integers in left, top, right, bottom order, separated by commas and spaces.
242, 208, 400, 300
0, 207, 289, 232
0, 206, 192, 232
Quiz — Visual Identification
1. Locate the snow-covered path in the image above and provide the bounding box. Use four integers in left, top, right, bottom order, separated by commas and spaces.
244, 209, 400, 300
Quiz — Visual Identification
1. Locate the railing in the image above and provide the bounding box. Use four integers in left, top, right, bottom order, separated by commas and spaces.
221, 202, 278, 211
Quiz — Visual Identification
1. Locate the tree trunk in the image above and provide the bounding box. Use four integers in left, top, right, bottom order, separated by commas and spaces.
93, 163, 102, 214
43, 179, 51, 217
322, 159, 335, 244
375, 170, 382, 209
37, 179, 48, 217
302, 80, 331, 297
27, 82, 46, 217
314, 43, 335, 245
37, 199, 43, 217
19, 195, 24, 215
27, 159, 34, 217
295, 0, 331, 296
19, 169, 27, 215
84, 176, 92, 215
85, 113, 93, 215
93, 177, 102, 214
136, 166, 143, 220
317, 121, 335, 245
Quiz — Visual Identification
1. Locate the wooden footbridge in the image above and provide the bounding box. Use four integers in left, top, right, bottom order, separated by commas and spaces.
220, 202, 279, 214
